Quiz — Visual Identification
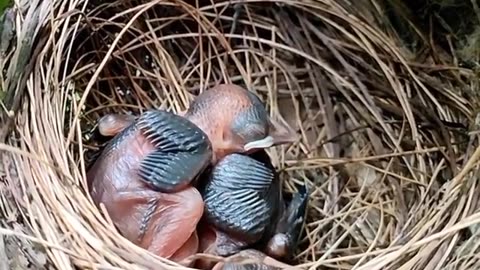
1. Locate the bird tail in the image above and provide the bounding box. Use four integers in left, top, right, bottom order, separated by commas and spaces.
283, 185, 309, 247
268, 184, 309, 258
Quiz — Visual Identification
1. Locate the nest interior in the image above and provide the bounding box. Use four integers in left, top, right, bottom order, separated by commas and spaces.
1, 0, 480, 269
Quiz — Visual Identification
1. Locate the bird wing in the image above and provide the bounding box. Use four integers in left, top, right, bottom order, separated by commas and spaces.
207, 153, 274, 191
136, 109, 213, 193
202, 153, 276, 242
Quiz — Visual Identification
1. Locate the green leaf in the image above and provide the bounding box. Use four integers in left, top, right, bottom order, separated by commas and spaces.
0, 0, 11, 15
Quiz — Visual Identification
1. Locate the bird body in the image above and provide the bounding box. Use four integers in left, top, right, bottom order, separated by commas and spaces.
87, 110, 211, 261
86, 84, 303, 268
198, 150, 309, 269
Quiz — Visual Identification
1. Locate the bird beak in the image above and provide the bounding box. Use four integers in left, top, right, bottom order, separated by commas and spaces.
178, 109, 187, 117
243, 118, 298, 151
243, 136, 275, 151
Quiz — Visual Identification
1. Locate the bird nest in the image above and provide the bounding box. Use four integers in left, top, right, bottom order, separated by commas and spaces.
1, 0, 480, 269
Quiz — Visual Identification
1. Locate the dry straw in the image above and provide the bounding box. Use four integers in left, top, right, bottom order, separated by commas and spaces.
0, 0, 479, 269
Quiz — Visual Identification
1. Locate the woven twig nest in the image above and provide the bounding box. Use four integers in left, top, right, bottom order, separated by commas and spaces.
1, 0, 479, 269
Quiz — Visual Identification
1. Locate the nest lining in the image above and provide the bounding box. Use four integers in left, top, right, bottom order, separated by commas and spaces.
1, 0, 479, 269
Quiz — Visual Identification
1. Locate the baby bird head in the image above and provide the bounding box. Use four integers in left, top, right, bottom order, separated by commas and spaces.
184, 84, 298, 161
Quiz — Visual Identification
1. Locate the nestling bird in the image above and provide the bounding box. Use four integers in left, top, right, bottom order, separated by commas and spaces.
196, 150, 309, 269
182, 84, 299, 163
86, 84, 299, 264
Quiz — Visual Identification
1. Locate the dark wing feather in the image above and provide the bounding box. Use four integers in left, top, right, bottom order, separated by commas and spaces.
207, 153, 274, 192
202, 153, 276, 243
136, 110, 212, 193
